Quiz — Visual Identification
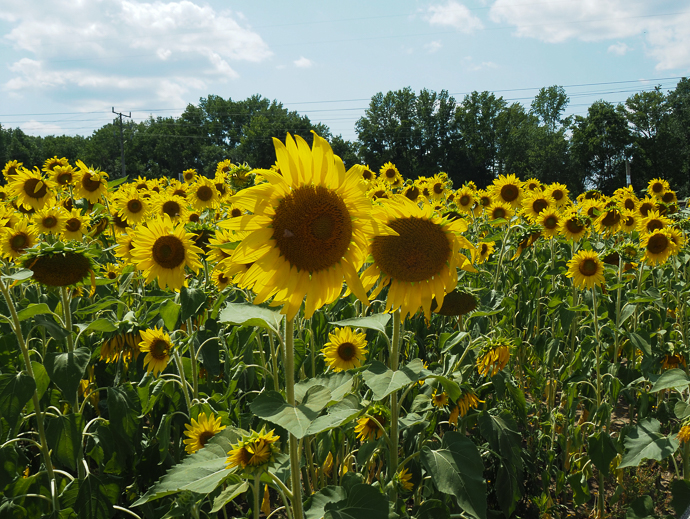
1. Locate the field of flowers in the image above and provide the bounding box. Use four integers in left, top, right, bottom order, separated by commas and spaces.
0, 133, 689, 519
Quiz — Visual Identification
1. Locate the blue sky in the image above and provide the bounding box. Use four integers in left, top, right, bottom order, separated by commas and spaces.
1, 0, 689, 141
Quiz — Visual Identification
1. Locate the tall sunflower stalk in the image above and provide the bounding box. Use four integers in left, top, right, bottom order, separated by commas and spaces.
284, 317, 304, 519
388, 309, 401, 503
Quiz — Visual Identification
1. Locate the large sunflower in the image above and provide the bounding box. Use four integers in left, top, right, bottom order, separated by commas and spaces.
220, 133, 394, 320
8, 167, 56, 211
129, 215, 203, 290
1, 220, 39, 260
361, 196, 475, 319
62, 209, 90, 241
321, 327, 368, 372
641, 228, 675, 266
183, 413, 226, 454
139, 326, 173, 376
33, 207, 67, 235
490, 174, 523, 208
522, 191, 555, 222
559, 210, 589, 241
565, 249, 605, 289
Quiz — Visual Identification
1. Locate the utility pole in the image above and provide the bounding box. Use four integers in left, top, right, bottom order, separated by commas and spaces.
112, 107, 131, 178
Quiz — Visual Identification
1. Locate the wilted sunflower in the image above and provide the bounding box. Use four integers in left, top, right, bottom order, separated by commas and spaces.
477, 340, 511, 377
8, 167, 56, 211
221, 133, 394, 321
1, 220, 39, 260
661, 354, 686, 370
73, 160, 108, 203
100, 332, 141, 364
431, 289, 477, 316
472, 241, 495, 264
21, 242, 95, 287
354, 412, 387, 442
139, 327, 174, 376
321, 327, 368, 372
379, 162, 403, 186
362, 195, 476, 319
183, 413, 226, 454
566, 249, 605, 289
395, 468, 414, 492
226, 428, 280, 473
455, 388, 482, 417
641, 228, 675, 266
432, 389, 449, 408
129, 215, 204, 290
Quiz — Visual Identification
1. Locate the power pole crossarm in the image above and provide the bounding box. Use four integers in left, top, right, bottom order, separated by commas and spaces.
112, 107, 131, 179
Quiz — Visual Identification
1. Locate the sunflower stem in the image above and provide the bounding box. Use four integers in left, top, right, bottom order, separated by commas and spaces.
0, 278, 59, 513
186, 318, 199, 401
253, 473, 261, 519
592, 286, 605, 519
613, 254, 623, 365
285, 317, 304, 519
60, 287, 81, 415
493, 225, 513, 291
389, 309, 401, 503
267, 331, 280, 392
172, 349, 193, 413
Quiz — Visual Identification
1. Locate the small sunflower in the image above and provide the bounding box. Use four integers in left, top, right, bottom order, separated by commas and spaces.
73, 160, 108, 203
427, 173, 451, 201
42, 156, 68, 174
151, 194, 189, 224
432, 389, 449, 408
661, 354, 686, 370
490, 174, 523, 208
614, 186, 638, 212
188, 176, 220, 211
395, 468, 414, 492
522, 191, 554, 222
226, 428, 280, 473
115, 187, 149, 225
523, 178, 542, 192
114, 233, 136, 263
61, 209, 91, 241
565, 249, 605, 289
354, 414, 386, 442
183, 413, 226, 454
545, 183, 569, 207
216, 159, 234, 176
52, 164, 76, 187
101, 262, 120, 281
368, 179, 392, 201
139, 327, 174, 376
647, 178, 669, 198
641, 228, 675, 266
182, 168, 198, 183
32, 207, 67, 235
678, 422, 690, 444
211, 264, 232, 291
638, 210, 672, 235
486, 201, 514, 226
559, 210, 589, 242
472, 241, 495, 264
2, 159, 22, 179
379, 162, 403, 186
321, 327, 368, 372
455, 186, 476, 213
129, 215, 204, 290
537, 210, 561, 238
1, 220, 39, 260
638, 197, 656, 217
477, 340, 511, 377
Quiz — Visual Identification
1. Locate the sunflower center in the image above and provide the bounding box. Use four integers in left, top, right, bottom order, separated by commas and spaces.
173, 189, 186, 198
640, 203, 653, 217
579, 258, 598, 276
480, 243, 488, 255
26, 252, 92, 286
82, 174, 102, 192
107, 271, 117, 280
150, 339, 170, 360
196, 186, 214, 202
113, 214, 129, 229
385, 168, 396, 179
230, 208, 242, 218
362, 170, 373, 181
272, 185, 352, 273
128, 199, 143, 213
372, 217, 451, 282
10, 233, 28, 251
337, 342, 356, 361
152, 235, 186, 269
647, 233, 669, 254
404, 186, 420, 201
646, 219, 663, 233
662, 192, 675, 203
624, 199, 635, 210
652, 182, 664, 193
218, 273, 229, 283
162, 201, 181, 218
552, 189, 564, 201
492, 207, 506, 219
433, 183, 444, 194
601, 210, 620, 227
65, 218, 81, 232
500, 184, 519, 202
24, 178, 48, 199
198, 431, 215, 447
42, 216, 57, 228
57, 172, 73, 185
544, 216, 558, 229
189, 213, 200, 223
532, 199, 548, 213
215, 183, 227, 195
459, 195, 471, 206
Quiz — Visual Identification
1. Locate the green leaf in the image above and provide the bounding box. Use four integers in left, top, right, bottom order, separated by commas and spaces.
323, 483, 389, 519
156, 414, 173, 464
44, 348, 91, 399
75, 318, 118, 334
428, 375, 463, 403
414, 500, 450, 519
133, 428, 244, 505
17, 303, 52, 321
74, 474, 119, 519
107, 384, 141, 440
46, 413, 85, 472
0, 444, 20, 489
250, 386, 332, 438
1, 269, 33, 281
627, 332, 652, 356
0, 372, 36, 429
180, 286, 207, 322
619, 418, 679, 468
295, 372, 354, 404
362, 359, 427, 401
219, 303, 284, 334
159, 300, 181, 331
567, 470, 591, 506
306, 395, 361, 435
306, 486, 348, 519
671, 479, 690, 517
676, 401, 690, 420
651, 368, 690, 393
329, 314, 391, 335
625, 495, 655, 519
210, 480, 249, 513
588, 431, 618, 477
421, 431, 486, 519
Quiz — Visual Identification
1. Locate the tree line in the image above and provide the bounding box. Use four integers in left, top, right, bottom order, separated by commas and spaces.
1, 79, 689, 197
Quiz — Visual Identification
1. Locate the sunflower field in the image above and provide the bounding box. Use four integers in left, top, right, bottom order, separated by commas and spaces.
0, 134, 689, 519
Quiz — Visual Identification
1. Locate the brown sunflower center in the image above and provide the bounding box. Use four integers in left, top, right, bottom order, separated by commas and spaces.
362, 170, 374, 181
189, 213, 200, 223
532, 199, 548, 214
601, 210, 620, 227
385, 168, 396, 179
579, 258, 599, 277
26, 252, 92, 286
566, 219, 583, 234
230, 208, 242, 218
459, 195, 471, 207
272, 185, 352, 273
184, 172, 195, 181
196, 186, 214, 202
480, 243, 489, 255
113, 213, 129, 229
372, 217, 451, 282
492, 207, 506, 219
150, 339, 170, 360
24, 178, 48, 199
552, 189, 564, 201
107, 271, 117, 280
647, 233, 669, 255
337, 342, 356, 361
639, 202, 653, 217
544, 216, 558, 229
218, 273, 229, 283
662, 192, 675, 203
65, 218, 82, 233
215, 183, 227, 195
198, 431, 215, 447
651, 182, 664, 193
646, 219, 663, 233
82, 173, 102, 192
10, 233, 28, 251
162, 201, 181, 218
404, 186, 420, 201
57, 172, 73, 185
624, 198, 635, 210
433, 183, 444, 194
152, 235, 186, 269
42, 216, 57, 228
500, 184, 519, 202
127, 199, 143, 213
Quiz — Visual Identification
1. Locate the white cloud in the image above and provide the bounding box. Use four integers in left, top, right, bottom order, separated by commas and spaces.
427, 1, 483, 33
608, 42, 632, 56
294, 56, 313, 68
489, 0, 690, 69
424, 40, 443, 53
20, 120, 65, 136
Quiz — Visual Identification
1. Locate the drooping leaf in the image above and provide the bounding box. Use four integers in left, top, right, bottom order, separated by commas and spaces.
0, 372, 36, 429
44, 348, 91, 399
329, 314, 391, 335
46, 413, 85, 472
421, 431, 486, 519
250, 386, 332, 438
1, 269, 33, 281
295, 371, 353, 404
305, 486, 348, 519
0, 444, 20, 489
619, 418, 679, 468
17, 303, 53, 321
650, 368, 690, 393
671, 479, 690, 517
323, 483, 389, 519
219, 303, 284, 334
180, 286, 207, 322
106, 384, 141, 441
625, 495, 655, 519
414, 499, 451, 519
588, 431, 618, 477
210, 480, 249, 513
306, 395, 361, 435
362, 359, 427, 401
159, 300, 181, 331
74, 474, 119, 519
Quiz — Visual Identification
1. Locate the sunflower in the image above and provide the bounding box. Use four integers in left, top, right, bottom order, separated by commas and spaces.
472, 241, 495, 264
226, 428, 280, 473
1, 220, 39, 260
638, 197, 655, 217
51, 164, 76, 188
21, 242, 95, 287
32, 207, 67, 235
456, 388, 482, 417
73, 160, 108, 203
427, 173, 450, 201
358, 165, 376, 183
595, 207, 622, 236
115, 187, 149, 225
546, 183, 569, 207
559, 210, 589, 241
537, 210, 561, 238
678, 422, 690, 444
42, 156, 68, 174
522, 191, 555, 222
432, 389, 449, 408
182, 168, 197, 183
566, 249, 605, 289
431, 289, 477, 316
486, 201, 514, 226
114, 233, 136, 263
661, 354, 686, 370
8, 167, 56, 210
216, 159, 234, 176
129, 215, 203, 290
661, 190, 678, 205
183, 413, 226, 454
2, 160, 22, 179
455, 186, 475, 213
641, 228, 675, 266
211, 264, 232, 291
61, 209, 90, 241
477, 340, 510, 377
647, 178, 669, 198
638, 210, 672, 235
214, 172, 233, 201
229, 164, 253, 189
321, 327, 368, 372
614, 186, 638, 212
402, 183, 422, 203
523, 178, 542, 193
362, 196, 475, 319
221, 133, 394, 321
368, 179, 392, 201
139, 327, 174, 376
475, 189, 492, 211
354, 414, 386, 442
379, 162, 403, 186
490, 173, 523, 208
668, 227, 686, 250
619, 210, 637, 233
395, 468, 414, 492
101, 262, 120, 281
150, 194, 189, 224
188, 176, 220, 211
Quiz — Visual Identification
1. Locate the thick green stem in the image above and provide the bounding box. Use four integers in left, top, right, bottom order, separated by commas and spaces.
60, 287, 81, 415
493, 225, 513, 290
186, 318, 199, 401
613, 255, 623, 365
389, 309, 401, 503
254, 473, 261, 519
172, 349, 193, 413
592, 286, 604, 519
285, 318, 304, 519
